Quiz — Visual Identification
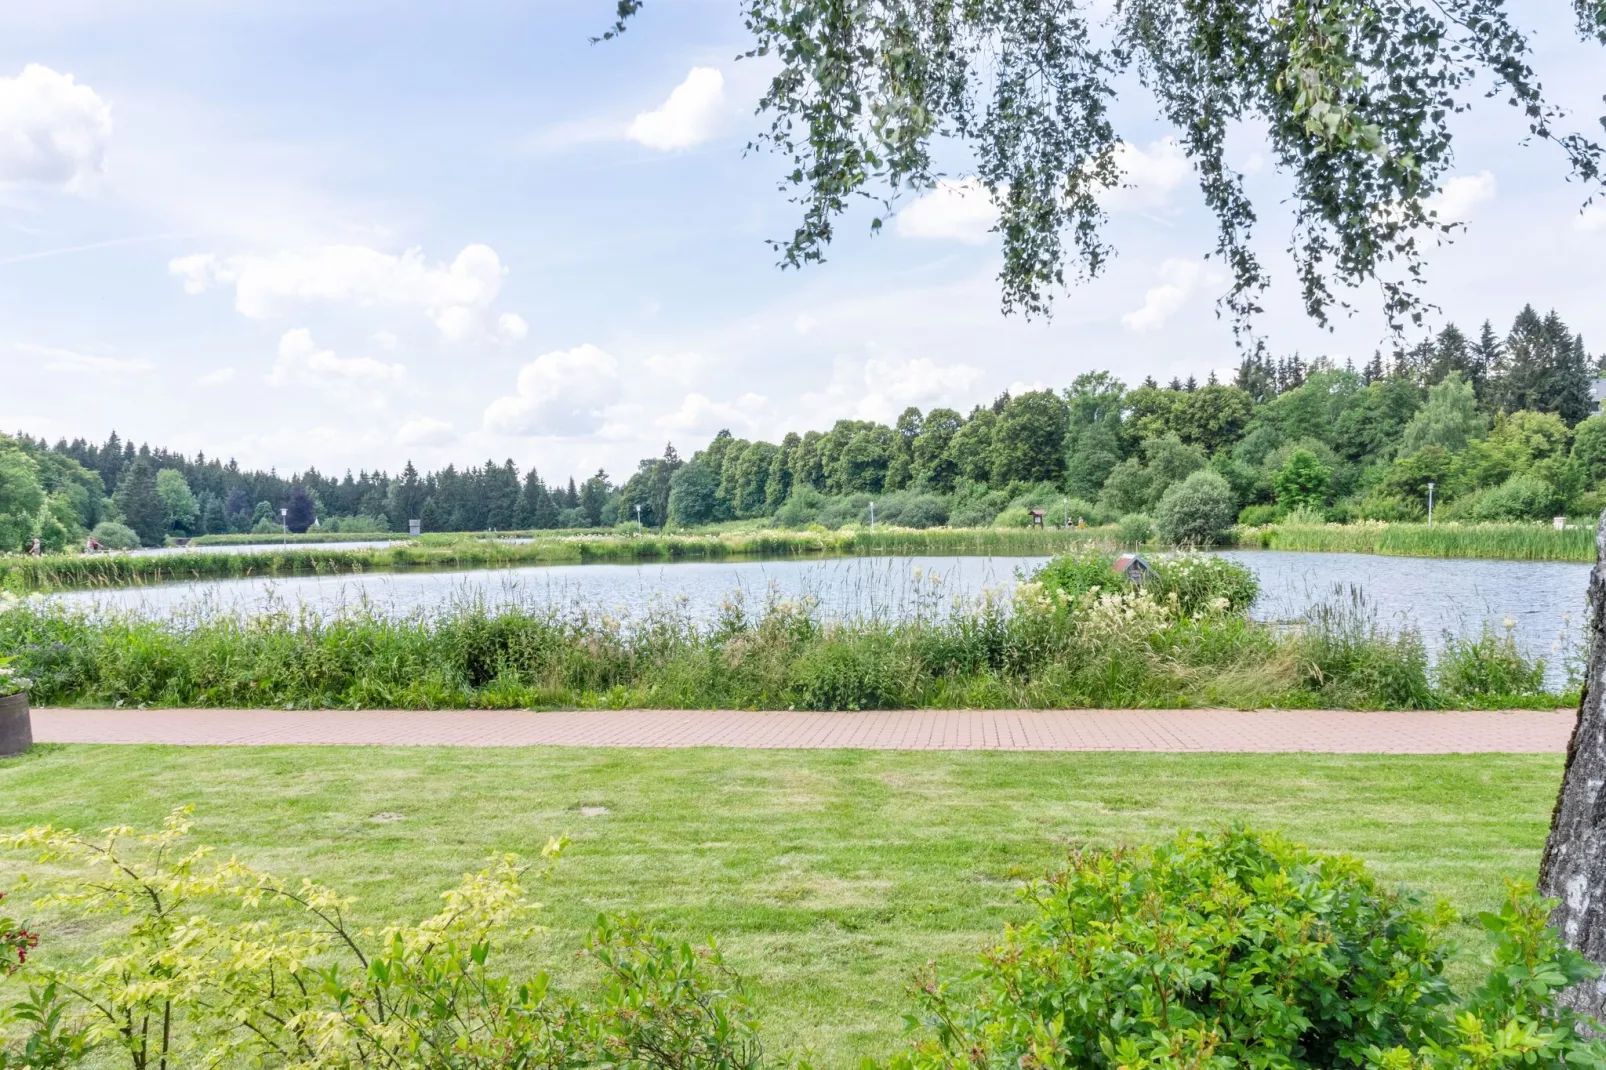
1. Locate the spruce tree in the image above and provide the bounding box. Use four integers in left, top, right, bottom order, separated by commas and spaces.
113, 458, 167, 547
284, 484, 316, 533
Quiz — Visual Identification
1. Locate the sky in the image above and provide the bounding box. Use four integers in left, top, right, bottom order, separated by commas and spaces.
1, 0, 1604, 484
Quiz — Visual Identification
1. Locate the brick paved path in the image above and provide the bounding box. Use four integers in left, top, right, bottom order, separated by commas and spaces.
28, 707, 1576, 753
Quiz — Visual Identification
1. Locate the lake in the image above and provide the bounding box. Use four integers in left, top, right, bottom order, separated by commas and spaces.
43, 550, 1591, 675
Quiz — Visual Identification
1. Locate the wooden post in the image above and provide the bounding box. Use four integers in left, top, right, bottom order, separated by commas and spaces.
1538, 510, 1606, 1018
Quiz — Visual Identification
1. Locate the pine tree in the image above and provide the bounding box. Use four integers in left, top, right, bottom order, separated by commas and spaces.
1362, 351, 1384, 385
113, 458, 167, 547
564, 477, 579, 509
1472, 320, 1501, 404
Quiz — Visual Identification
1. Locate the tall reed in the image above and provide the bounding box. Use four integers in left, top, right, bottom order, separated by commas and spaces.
1240, 521, 1595, 561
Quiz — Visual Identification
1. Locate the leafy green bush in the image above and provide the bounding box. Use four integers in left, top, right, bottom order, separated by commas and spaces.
1465, 474, 1562, 522
1437, 625, 1548, 700
1116, 511, 1152, 544
1237, 503, 1282, 526
785, 635, 908, 709
884, 827, 1604, 1070
1, 812, 784, 1070
1154, 470, 1236, 547
86, 522, 139, 551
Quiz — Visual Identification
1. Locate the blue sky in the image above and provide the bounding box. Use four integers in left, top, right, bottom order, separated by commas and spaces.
2, 1, 1604, 484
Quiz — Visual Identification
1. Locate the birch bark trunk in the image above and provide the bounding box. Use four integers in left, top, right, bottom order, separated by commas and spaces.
1538, 513, 1606, 1019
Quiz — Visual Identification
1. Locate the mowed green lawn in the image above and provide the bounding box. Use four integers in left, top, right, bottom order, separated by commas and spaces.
0, 745, 1567, 1065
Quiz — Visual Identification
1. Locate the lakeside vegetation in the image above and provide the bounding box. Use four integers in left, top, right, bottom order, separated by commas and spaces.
0, 745, 1573, 1064
6, 306, 1606, 561
0, 551, 1570, 711
0, 517, 1594, 594
1243, 520, 1599, 561
0, 527, 1119, 592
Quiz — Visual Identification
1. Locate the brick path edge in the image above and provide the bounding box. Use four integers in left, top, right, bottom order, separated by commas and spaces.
23, 707, 1579, 754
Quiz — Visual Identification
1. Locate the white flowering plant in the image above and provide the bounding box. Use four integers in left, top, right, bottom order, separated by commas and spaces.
0, 655, 30, 699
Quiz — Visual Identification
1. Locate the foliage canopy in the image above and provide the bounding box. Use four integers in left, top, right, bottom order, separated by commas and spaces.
604, 1, 1606, 331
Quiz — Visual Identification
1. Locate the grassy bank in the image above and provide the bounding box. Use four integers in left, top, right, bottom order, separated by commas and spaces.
0, 526, 1119, 592
0, 744, 1566, 1064
0, 552, 1568, 710
1239, 520, 1597, 561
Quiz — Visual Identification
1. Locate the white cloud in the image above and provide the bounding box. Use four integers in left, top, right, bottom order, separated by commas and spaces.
372, 330, 399, 351
497, 312, 529, 341
656, 391, 771, 435
396, 417, 456, 448
1100, 138, 1192, 213
628, 67, 725, 151
1121, 259, 1212, 333
268, 328, 407, 395
805, 355, 982, 423
14, 341, 150, 374
483, 343, 621, 436
198, 367, 236, 386
0, 64, 111, 192
897, 179, 996, 244
793, 313, 817, 336
169, 243, 508, 342
1575, 201, 1606, 233
1427, 171, 1496, 223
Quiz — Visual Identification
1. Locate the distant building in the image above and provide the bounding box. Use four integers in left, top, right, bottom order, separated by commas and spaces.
1592, 378, 1606, 414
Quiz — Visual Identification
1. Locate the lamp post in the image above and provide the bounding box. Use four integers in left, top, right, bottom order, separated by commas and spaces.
280, 507, 288, 541
634, 503, 643, 526
869, 501, 875, 529
1427, 481, 1435, 527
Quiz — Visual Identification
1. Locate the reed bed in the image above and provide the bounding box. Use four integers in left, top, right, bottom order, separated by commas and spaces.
0, 527, 1119, 592
1238, 520, 1596, 561
0, 552, 1567, 711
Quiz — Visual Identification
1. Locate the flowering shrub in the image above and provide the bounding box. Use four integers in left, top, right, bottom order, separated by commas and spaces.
884, 828, 1605, 1070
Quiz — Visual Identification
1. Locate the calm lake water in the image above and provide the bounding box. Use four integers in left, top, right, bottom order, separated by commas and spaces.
45, 550, 1592, 670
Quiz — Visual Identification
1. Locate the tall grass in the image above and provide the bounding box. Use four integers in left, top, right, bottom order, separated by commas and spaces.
0, 527, 1121, 593
1240, 520, 1595, 561
0, 553, 1567, 711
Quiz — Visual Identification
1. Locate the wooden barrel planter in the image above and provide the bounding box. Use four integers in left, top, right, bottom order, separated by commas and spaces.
0, 692, 31, 757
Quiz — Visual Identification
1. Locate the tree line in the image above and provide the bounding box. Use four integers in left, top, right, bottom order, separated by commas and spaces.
1, 303, 1599, 550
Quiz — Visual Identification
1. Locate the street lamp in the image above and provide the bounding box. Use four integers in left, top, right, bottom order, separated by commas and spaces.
280, 507, 288, 540
634, 503, 643, 526
1427, 481, 1435, 527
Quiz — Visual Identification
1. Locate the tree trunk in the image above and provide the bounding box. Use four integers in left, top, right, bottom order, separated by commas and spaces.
1538, 512, 1606, 1019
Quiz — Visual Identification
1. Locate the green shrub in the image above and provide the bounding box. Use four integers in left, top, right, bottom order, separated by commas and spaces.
1237, 503, 1281, 526
1154, 470, 1236, 547
1, 813, 782, 1070
884, 827, 1605, 1070
86, 522, 140, 551
1467, 474, 1562, 522
1116, 511, 1152, 544
1436, 624, 1547, 699
785, 635, 908, 709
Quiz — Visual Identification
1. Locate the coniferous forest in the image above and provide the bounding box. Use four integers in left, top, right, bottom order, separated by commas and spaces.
2, 304, 1602, 550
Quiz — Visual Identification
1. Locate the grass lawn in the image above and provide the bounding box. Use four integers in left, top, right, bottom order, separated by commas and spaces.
0, 744, 1566, 1065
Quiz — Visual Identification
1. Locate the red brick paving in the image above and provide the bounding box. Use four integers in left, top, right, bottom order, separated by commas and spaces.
27, 707, 1577, 753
